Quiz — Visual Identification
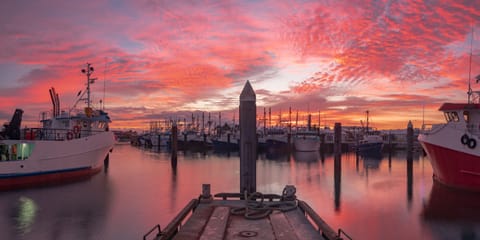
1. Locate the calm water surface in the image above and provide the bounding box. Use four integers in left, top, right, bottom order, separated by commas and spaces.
1, 144, 480, 240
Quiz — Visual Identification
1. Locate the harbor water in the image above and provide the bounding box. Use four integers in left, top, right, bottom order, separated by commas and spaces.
1, 144, 480, 240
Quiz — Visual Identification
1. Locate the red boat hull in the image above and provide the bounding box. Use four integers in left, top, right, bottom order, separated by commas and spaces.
422, 141, 480, 191
0, 166, 103, 191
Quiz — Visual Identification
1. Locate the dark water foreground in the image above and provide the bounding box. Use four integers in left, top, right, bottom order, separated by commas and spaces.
1, 145, 480, 240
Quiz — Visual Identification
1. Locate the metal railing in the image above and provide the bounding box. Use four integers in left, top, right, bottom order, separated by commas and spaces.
143, 224, 162, 240
21, 128, 104, 141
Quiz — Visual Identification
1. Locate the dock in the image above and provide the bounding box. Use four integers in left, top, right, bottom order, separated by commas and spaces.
144, 186, 349, 240
144, 81, 350, 240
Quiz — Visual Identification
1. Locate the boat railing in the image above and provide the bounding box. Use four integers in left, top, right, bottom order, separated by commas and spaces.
421, 124, 447, 135
21, 128, 106, 141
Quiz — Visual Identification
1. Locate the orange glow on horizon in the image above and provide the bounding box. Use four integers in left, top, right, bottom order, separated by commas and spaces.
0, 1, 478, 131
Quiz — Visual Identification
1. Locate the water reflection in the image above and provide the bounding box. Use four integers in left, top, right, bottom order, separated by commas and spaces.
2, 173, 112, 240
3, 145, 480, 240
334, 152, 341, 212
293, 151, 319, 162
423, 182, 480, 222
407, 149, 413, 208
14, 197, 37, 235
265, 148, 289, 161
360, 152, 383, 169
422, 182, 480, 240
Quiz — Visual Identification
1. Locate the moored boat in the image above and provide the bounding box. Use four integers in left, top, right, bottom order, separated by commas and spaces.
356, 111, 383, 155
293, 129, 320, 152
0, 63, 114, 191
418, 70, 480, 191
418, 102, 480, 191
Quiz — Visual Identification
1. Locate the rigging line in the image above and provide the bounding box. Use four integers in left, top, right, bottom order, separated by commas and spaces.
103, 57, 107, 110
468, 24, 474, 103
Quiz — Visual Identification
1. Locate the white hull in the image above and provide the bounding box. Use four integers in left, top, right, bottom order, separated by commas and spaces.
294, 138, 320, 152
0, 132, 115, 176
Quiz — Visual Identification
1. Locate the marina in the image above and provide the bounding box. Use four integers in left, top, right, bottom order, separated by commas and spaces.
2, 144, 479, 239
1, 1, 479, 239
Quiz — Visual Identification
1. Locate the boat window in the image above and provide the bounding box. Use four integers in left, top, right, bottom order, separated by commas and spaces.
464, 111, 470, 123
444, 112, 451, 122
62, 120, 70, 128
451, 112, 459, 122
0, 143, 34, 161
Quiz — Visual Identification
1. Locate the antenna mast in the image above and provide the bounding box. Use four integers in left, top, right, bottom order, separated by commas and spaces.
468, 25, 474, 103
81, 63, 97, 108
103, 58, 107, 110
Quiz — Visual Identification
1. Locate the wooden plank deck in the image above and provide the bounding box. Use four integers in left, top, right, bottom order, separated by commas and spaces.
162, 199, 325, 240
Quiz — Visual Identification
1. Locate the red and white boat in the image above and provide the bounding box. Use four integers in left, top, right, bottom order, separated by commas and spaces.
0, 63, 114, 191
418, 74, 480, 191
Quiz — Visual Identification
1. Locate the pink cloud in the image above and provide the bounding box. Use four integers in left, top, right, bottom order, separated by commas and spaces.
0, 0, 479, 130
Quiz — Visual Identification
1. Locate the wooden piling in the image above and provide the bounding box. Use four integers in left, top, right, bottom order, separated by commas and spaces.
334, 123, 341, 211
406, 121, 413, 205
407, 120, 413, 152
334, 123, 342, 155
171, 124, 178, 168
239, 81, 257, 194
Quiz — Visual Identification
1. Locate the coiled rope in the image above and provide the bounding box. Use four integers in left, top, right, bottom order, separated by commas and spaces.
230, 185, 298, 220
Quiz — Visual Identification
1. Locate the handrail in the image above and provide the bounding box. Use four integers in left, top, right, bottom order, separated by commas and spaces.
338, 228, 353, 240
158, 199, 199, 240
297, 200, 341, 240
143, 224, 161, 240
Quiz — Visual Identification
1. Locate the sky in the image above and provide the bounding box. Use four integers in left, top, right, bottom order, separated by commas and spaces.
1, 0, 479, 131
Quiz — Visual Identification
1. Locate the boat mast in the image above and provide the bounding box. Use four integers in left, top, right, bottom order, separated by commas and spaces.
366, 110, 370, 134
81, 63, 97, 108
468, 25, 474, 103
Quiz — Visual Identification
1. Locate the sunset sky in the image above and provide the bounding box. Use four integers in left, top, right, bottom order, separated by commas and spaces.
1, 0, 479, 131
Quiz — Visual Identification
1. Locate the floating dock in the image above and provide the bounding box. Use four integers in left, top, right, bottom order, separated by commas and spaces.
144, 81, 350, 240
144, 186, 349, 240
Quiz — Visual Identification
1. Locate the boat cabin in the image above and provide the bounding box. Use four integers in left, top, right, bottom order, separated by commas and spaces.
439, 103, 480, 133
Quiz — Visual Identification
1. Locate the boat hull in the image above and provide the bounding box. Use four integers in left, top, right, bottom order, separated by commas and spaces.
420, 140, 480, 191
294, 138, 320, 152
0, 131, 114, 191
357, 142, 383, 154
0, 166, 103, 191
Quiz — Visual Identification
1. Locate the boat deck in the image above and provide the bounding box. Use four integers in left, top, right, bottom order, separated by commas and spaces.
148, 193, 344, 240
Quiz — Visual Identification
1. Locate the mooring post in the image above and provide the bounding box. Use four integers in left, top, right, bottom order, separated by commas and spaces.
334, 122, 341, 211
334, 123, 342, 155
171, 123, 178, 168
407, 120, 413, 153
240, 81, 257, 194
406, 120, 413, 206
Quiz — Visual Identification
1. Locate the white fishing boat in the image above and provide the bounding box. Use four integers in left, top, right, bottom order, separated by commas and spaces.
293, 129, 320, 152
0, 63, 115, 191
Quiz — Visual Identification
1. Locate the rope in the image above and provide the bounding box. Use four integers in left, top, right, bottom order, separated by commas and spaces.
230, 186, 298, 220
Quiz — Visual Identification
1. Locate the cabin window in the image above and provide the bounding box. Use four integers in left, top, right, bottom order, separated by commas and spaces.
444, 112, 459, 122
464, 111, 470, 123
444, 112, 451, 122
451, 112, 459, 122
0, 143, 34, 161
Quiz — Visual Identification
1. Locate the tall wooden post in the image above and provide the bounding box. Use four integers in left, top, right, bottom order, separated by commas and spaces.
171, 123, 178, 169
334, 122, 341, 211
240, 81, 257, 194
406, 120, 413, 206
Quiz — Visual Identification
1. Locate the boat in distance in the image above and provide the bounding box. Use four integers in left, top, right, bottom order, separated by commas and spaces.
293, 129, 320, 152
0, 63, 114, 191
